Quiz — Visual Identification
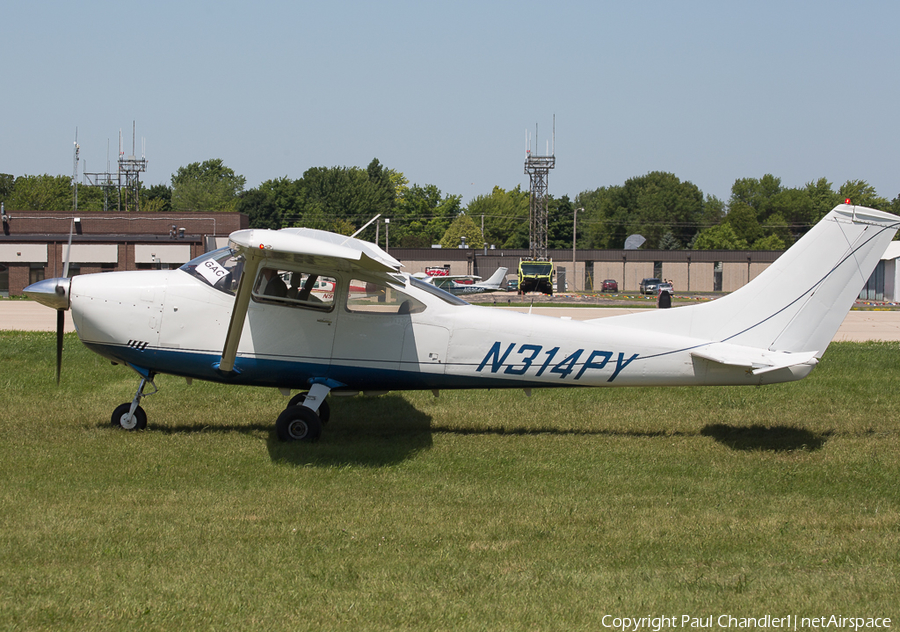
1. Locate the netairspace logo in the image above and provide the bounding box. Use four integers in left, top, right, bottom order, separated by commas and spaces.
600, 615, 893, 632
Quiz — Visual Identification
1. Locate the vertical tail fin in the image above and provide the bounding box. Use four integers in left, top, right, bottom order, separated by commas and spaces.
478, 267, 508, 289
600, 205, 900, 354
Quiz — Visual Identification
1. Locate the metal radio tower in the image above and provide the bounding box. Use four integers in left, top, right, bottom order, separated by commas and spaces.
118, 124, 148, 213
83, 123, 148, 212
524, 118, 556, 261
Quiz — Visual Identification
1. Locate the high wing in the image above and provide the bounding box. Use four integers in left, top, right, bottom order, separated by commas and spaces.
426, 274, 483, 282
218, 228, 402, 373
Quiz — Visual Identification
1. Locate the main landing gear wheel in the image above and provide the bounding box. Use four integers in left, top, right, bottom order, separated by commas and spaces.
111, 403, 147, 431
287, 392, 330, 424
276, 405, 323, 442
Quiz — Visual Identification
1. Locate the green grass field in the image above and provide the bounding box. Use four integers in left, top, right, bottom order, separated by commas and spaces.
1, 332, 898, 631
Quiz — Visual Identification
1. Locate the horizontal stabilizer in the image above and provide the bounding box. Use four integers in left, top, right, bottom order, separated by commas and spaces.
691, 343, 819, 375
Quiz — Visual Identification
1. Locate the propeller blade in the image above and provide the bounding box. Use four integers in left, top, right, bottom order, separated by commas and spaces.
63, 219, 74, 279
56, 309, 64, 385
54, 218, 74, 385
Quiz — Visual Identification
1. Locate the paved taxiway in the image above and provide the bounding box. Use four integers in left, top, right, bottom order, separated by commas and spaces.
2, 301, 900, 341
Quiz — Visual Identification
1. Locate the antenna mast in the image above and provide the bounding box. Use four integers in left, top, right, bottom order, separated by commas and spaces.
72, 130, 80, 212
524, 115, 556, 260
118, 121, 148, 212
83, 123, 148, 212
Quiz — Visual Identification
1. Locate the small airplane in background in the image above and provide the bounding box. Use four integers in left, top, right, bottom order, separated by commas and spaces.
24, 204, 899, 443
415, 267, 509, 295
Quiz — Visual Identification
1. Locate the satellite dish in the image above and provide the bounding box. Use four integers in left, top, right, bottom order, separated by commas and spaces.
624, 234, 646, 250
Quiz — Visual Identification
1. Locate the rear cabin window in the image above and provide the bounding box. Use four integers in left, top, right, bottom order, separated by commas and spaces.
252, 268, 336, 311
346, 279, 425, 314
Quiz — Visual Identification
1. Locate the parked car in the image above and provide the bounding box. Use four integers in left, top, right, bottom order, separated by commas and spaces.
601, 279, 618, 292
507, 279, 518, 292
657, 282, 673, 295
639, 278, 662, 294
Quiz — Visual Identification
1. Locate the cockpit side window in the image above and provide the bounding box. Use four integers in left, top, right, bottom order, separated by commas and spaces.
180, 248, 244, 294
252, 267, 336, 311
346, 279, 426, 314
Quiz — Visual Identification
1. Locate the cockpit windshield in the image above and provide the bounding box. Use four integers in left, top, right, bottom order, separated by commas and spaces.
179, 247, 244, 294
520, 262, 553, 276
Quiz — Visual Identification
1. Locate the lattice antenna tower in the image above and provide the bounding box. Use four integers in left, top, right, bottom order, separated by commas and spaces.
524, 116, 556, 260
83, 123, 148, 212
118, 122, 148, 212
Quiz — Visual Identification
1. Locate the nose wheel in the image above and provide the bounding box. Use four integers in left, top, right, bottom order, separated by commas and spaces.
111, 374, 157, 431
111, 402, 147, 430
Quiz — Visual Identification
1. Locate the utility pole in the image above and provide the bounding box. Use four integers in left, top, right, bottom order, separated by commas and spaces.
573, 207, 583, 291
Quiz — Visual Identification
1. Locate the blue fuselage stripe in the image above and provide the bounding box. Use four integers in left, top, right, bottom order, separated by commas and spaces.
83, 342, 554, 391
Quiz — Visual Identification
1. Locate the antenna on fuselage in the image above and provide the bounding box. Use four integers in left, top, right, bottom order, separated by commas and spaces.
344, 214, 382, 243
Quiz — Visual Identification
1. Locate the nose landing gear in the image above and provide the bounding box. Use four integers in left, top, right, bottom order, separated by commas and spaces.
111, 374, 157, 431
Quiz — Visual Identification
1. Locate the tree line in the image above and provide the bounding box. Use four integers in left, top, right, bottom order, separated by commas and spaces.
1, 159, 897, 251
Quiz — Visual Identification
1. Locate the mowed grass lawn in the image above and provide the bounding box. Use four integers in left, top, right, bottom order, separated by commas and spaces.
0, 332, 898, 631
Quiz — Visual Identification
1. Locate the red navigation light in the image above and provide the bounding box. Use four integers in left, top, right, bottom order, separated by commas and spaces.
845, 198, 852, 204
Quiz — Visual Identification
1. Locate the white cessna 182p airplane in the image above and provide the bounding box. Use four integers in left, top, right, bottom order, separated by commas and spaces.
24, 203, 899, 442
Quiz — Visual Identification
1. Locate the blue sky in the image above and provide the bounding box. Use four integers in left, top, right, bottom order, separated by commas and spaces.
3, 0, 898, 204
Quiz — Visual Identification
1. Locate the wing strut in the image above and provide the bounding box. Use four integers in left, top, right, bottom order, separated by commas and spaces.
217, 256, 262, 374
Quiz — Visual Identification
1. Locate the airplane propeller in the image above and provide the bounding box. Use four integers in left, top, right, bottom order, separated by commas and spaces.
56, 223, 73, 384
22, 276, 71, 384
24, 220, 74, 385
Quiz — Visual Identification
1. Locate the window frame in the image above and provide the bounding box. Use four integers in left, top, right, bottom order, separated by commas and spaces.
250, 266, 337, 313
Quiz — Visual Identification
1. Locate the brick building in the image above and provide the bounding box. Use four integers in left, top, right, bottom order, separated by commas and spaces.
0, 210, 248, 296
0, 208, 789, 297
395, 246, 782, 293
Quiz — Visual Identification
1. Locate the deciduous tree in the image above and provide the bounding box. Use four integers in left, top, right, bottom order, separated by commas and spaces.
440, 214, 484, 249
466, 186, 529, 249
171, 159, 246, 212
692, 223, 749, 250
392, 184, 460, 248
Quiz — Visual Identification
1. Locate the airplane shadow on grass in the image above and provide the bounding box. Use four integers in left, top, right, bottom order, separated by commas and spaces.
100, 398, 829, 466
700, 424, 830, 452
267, 394, 434, 467
93, 395, 433, 467
430, 423, 830, 453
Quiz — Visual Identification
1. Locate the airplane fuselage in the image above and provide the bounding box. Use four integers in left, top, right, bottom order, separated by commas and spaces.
66, 266, 809, 394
